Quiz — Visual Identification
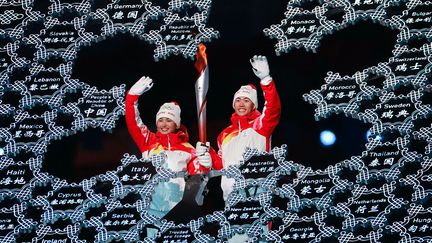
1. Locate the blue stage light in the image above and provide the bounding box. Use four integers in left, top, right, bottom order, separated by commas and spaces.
320, 130, 336, 146
366, 130, 382, 141
366, 130, 372, 140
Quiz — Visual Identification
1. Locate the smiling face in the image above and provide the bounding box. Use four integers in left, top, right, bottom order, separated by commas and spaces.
234, 96, 255, 116
156, 117, 177, 134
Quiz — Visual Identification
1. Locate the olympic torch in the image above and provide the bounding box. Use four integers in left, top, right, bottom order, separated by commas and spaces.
192, 43, 210, 206
194, 43, 209, 143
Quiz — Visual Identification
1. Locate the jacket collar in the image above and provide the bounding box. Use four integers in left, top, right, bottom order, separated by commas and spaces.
155, 126, 189, 148
230, 110, 261, 129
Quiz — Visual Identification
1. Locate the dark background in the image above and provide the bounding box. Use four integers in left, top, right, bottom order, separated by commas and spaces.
43, 1, 398, 181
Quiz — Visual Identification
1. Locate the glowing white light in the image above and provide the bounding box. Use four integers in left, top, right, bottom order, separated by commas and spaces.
0, 148, 4, 156
320, 130, 336, 146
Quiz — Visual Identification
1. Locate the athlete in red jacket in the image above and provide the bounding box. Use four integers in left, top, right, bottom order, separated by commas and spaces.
125, 76, 211, 217
217, 55, 281, 201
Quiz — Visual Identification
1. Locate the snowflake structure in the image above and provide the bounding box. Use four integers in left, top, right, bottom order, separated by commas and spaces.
261, 0, 432, 241
0, 0, 430, 242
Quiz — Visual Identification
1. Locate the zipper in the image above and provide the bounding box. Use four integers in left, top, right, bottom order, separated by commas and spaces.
168, 135, 171, 151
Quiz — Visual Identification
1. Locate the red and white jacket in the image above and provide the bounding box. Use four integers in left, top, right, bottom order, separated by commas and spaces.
217, 80, 281, 199
125, 92, 207, 175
